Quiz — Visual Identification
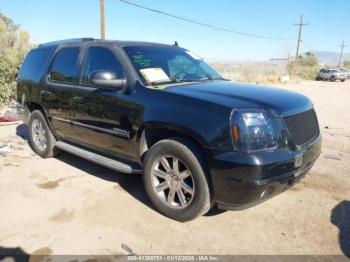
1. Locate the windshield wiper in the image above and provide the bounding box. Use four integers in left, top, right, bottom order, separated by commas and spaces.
149, 76, 230, 86
204, 75, 230, 81
149, 80, 178, 85
174, 79, 203, 83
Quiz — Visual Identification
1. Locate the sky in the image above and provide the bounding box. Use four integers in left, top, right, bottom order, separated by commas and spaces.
1, 0, 349, 61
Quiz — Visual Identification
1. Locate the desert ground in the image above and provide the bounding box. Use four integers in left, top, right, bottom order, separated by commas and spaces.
0, 80, 349, 257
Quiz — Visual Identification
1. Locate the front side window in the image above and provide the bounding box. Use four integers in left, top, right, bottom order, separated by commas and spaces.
123, 46, 223, 85
82, 47, 125, 85
49, 47, 80, 83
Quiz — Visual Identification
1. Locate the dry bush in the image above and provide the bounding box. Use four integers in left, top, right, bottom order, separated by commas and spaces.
211, 62, 286, 84
286, 54, 320, 80
344, 60, 350, 69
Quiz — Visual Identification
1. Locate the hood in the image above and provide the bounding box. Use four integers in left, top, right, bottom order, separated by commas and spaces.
165, 81, 313, 117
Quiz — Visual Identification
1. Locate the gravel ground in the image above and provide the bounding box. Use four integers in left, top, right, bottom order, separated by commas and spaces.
0, 80, 349, 257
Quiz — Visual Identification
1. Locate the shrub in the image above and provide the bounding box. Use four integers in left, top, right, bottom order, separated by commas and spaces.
344, 60, 350, 69
0, 12, 33, 107
286, 53, 320, 80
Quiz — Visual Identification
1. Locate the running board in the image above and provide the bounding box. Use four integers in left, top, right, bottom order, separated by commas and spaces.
55, 141, 142, 174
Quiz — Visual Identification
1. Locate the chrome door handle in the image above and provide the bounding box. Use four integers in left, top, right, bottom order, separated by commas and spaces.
40, 90, 52, 96
73, 96, 84, 103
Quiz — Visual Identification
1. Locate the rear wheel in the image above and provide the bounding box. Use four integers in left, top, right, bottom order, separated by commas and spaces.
28, 110, 61, 158
330, 76, 336, 82
143, 137, 211, 222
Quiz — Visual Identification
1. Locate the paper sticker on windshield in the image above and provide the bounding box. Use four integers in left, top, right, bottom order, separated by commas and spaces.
186, 51, 202, 60
140, 68, 171, 83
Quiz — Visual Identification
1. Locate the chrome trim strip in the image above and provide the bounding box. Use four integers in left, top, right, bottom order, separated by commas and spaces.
52, 116, 130, 139
52, 116, 71, 123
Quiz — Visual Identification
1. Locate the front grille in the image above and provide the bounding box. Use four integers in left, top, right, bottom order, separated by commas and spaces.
283, 109, 319, 146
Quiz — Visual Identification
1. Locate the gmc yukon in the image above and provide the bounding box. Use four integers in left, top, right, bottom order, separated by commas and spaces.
17, 38, 321, 221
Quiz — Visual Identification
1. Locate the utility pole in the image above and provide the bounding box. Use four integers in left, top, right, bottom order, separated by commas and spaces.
293, 15, 309, 61
100, 0, 105, 39
338, 40, 347, 68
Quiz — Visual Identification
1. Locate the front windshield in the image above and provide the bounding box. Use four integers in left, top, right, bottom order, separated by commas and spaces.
123, 45, 224, 85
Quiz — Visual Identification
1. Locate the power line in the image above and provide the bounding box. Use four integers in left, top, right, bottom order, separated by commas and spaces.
116, 0, 287, 40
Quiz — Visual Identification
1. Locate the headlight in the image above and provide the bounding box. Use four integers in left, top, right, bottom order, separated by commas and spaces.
230, 109, 278, 152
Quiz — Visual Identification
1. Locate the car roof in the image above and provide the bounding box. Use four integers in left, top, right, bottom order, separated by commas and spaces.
38, 38, 180, 49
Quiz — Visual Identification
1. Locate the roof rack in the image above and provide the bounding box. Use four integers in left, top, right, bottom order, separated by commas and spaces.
38, 38, 95, 47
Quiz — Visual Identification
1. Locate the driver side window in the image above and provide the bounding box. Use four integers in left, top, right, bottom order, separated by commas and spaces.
82, 47, 125, 85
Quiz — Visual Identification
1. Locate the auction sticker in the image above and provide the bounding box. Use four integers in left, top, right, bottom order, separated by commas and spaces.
140, 68, 171, 83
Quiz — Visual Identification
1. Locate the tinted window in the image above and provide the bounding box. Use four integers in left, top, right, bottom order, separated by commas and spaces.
49, 47, 80, 83
82, 47, 125, 85
18, 48, 51, 82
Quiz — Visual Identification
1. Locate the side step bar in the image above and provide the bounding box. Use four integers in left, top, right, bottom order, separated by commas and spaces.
55, 141, 143, 174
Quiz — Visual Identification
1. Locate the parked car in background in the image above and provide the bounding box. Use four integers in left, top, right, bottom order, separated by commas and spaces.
316, 68, 346, 82
339, 68, 350, 79
16, 38, 322, 221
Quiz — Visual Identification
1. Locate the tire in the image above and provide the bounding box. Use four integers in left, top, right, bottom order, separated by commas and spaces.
143, 137, 211, 222
330, 77, 336, 82
28, 110, 60, 158
341, 79, 345, 82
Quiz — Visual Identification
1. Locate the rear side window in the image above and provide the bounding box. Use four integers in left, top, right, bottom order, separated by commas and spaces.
49, 47, 80, 83
18, 48, 51, 82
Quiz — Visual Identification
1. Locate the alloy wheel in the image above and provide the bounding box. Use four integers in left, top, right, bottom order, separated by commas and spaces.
151, 155, 195, 209
31, 118, 47, 151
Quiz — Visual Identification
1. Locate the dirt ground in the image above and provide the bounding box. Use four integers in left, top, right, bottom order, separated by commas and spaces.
0, 80, 349, 256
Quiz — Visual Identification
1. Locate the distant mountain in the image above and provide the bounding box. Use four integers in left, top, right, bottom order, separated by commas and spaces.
207, 51, 350, 66
312, 51, 350, 66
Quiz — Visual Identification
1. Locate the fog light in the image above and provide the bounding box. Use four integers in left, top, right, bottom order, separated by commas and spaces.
295, 155, 303, 168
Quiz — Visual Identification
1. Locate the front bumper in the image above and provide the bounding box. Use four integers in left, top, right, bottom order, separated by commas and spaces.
206, 136, 322, 210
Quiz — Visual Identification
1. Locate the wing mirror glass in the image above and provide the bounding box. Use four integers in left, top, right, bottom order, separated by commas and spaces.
90, 71, 126, 90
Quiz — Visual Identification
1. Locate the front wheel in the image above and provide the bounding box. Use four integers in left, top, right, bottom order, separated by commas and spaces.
143, 137, 211, 222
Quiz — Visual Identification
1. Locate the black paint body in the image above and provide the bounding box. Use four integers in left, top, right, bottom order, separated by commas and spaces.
17, 40, 321, 209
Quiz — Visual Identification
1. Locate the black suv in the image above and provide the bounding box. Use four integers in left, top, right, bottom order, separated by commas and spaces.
17, 38, 321, 221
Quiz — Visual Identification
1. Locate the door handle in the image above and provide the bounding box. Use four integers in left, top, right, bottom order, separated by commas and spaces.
73, 96, 84, 103
40, 90, 52, 96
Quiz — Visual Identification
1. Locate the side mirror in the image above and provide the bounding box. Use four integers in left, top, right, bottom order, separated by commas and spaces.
90, 71, 126, 90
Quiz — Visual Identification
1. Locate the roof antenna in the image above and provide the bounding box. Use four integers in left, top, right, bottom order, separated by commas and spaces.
174, 41, 179, 47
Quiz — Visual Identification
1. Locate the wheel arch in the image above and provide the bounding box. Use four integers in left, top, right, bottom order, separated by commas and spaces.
138, 122, 208, 163
26, 101, 47, 117
25, 101, 58, 139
